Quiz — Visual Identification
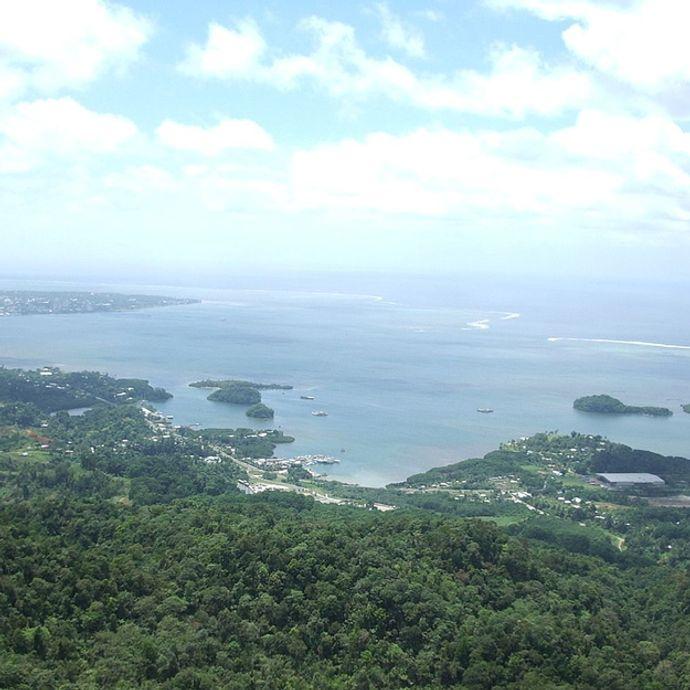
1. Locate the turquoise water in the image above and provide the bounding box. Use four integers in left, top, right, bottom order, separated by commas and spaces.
0, 276, 689, 486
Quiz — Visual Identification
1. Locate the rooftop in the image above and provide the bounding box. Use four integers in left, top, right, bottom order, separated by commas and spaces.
597, 473, 665, 485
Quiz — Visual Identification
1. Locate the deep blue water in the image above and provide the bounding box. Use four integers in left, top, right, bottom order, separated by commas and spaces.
1, 275, 689, 486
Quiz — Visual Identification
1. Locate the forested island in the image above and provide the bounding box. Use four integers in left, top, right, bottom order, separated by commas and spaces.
5, 366, 690, 687
0, 291, 198, 316
190, 379, 292, 391
208, 384, 261, 405
246, 402, 275, 419
574, 394, 673, 417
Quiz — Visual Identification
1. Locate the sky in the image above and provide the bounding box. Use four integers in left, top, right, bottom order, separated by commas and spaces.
1, 0, 690, 284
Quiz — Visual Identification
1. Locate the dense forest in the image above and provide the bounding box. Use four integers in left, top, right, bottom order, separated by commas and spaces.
3, 376, 690, 687
5, 491, 690, 689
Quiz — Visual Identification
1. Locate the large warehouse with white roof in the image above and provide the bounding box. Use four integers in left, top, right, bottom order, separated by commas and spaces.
596, 473, 665, 489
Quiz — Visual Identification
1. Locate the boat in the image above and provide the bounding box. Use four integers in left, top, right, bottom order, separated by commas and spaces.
477, 408, 494, 414
300, 395, 316, 400
311, 410, 328, 417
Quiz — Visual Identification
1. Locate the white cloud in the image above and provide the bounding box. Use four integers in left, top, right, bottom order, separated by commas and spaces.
0, 0, 151, 97
157, 118, 275, 155
180, 16, 592, 118
104, 165, 179, 193
103, 158, 289, 213
0, 97, 138, 172
446, 44, 593, 118
489, 0, 690, 92
289, 114, 690, 230
180, 19, 266, 79
0, 65, 25, 101
290, 127, 620, 216
552, 110, 690, 163
374, 3, 426, 59
549, 110, 690, 204
182, 164, 288, 212
6, 107, 689, 244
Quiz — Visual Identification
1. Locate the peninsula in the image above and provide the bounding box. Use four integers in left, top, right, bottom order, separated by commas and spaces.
0, 366, 172, 412
0, 291, 198, 316
574, 394, 673, 417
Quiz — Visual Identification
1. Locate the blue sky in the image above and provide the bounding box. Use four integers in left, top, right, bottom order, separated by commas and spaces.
1, 0, 690, 283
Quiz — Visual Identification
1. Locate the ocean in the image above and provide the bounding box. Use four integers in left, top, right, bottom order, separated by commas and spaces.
1, 274, 688, 486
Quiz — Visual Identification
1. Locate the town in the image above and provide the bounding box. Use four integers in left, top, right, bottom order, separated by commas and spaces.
0, 290, 198, 316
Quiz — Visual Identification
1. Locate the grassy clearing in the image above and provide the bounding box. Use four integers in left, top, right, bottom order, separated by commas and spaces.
7, 448, 50, 462
475, 514, 528, 527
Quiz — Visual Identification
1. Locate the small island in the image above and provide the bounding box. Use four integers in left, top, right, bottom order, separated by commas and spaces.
683, 404, 690, 414
190, 379, 292, 391
208, 384, 261, 405
192, 378, 291, 418
0, 291, 198, 316
574, 394, 673, 417
246, 403, 275, 419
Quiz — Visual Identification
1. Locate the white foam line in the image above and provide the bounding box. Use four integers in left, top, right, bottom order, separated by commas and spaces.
464, 319, 491, 331
548, 337, 690, 351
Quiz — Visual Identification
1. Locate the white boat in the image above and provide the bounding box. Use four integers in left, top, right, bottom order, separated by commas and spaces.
477, 408, 494, 414
311, 410, 328, 417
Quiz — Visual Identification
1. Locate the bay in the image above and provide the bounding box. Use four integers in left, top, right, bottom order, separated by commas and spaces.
0, 274, 688, 486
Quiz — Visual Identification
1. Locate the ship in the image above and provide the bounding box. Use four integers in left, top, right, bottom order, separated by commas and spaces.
300, 395, 316, 400
311, 410, 328, 417
477, 408, 494, 414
